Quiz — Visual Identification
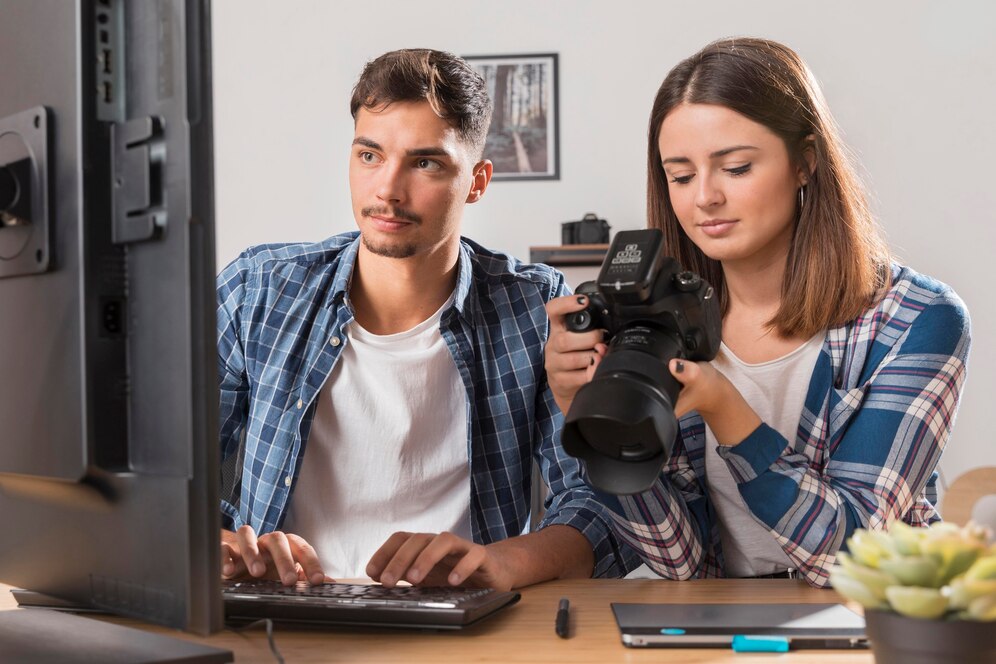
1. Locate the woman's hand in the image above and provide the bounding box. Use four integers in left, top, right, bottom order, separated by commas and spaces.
667, 358, 762, 446
544, 295, 608, 415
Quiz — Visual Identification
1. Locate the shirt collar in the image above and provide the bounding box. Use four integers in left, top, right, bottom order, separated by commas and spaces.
329, 233, 361, 306
328, 233, 477, 322
452, 239, 476, 321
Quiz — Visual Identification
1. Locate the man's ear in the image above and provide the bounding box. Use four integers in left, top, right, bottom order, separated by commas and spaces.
797, 134, 817, 185
466, 159, 493, 204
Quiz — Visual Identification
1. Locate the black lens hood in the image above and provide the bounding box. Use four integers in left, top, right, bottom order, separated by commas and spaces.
562, 374, 677, 494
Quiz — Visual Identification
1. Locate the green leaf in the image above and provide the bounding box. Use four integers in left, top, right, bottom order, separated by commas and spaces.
849, 530, 895, 569
879, 556, 941, 587
947, 578, 996, 611
835, 551, 856, 570
927, 522, 963, 538
888, 521, 925, 556
921, 535, 984, 585
885, 586, 949, 619
967, 595, 996, 621
965, 556, 996, 583
836, 561, 896, 600
830, 568, 889, 609
939, 549, 983, 586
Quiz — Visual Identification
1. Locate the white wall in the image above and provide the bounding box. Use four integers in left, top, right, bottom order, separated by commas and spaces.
212, 0, 996, 485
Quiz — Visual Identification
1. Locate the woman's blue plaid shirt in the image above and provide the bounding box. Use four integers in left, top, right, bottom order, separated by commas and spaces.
593, 265, 971, 587
216, 232, 639, 578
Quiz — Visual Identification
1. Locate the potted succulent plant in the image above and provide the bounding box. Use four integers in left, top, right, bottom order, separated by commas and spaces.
830, 521, 996, 664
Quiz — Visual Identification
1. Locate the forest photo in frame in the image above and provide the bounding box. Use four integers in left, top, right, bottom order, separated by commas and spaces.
465, 53, 559, 180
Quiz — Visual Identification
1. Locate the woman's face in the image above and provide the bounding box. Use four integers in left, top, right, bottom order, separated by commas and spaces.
657, 103, 808, 268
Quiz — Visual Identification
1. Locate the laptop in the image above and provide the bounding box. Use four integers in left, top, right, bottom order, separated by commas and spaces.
13, 580, 520, 631
612, 602, 868, 651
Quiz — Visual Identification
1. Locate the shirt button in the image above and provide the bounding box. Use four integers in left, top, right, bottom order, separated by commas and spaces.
284, 476, 292, 487
296, 398, 303, 409
329, 336, 341, 347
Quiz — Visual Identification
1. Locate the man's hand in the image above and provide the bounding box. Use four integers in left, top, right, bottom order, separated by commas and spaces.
220, 525, 327, 586
365, 531, 514, 591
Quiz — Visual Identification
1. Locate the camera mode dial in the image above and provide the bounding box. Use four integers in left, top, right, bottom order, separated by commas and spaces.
674, 271, 701, 292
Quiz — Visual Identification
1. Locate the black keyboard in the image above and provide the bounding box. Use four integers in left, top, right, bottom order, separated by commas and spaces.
222, 580, 520, 629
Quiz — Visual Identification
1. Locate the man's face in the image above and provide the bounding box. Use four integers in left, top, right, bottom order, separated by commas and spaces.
349, 101, 487, 260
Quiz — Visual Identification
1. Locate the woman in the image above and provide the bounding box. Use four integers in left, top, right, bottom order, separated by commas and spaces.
544, 38, 971, 587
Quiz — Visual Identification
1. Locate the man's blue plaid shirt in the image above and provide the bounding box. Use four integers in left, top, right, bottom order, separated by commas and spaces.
216, 232, 638, 578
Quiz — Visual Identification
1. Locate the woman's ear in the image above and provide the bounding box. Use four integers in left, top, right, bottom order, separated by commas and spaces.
797, 133, 817, 185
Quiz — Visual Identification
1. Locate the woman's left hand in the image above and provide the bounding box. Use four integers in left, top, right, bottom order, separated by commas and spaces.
668, 358, 762, 446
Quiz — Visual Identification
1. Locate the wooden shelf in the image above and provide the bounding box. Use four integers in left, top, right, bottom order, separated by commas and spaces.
529, 244, 608, 267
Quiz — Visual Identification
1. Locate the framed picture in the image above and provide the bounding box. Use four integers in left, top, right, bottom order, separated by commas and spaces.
465, 53, 559, 181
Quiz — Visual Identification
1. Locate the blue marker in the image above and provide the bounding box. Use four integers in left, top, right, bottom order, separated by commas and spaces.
731, 635, 790, 653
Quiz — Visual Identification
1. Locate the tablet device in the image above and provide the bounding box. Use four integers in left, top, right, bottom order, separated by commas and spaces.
612, 602, 868, 651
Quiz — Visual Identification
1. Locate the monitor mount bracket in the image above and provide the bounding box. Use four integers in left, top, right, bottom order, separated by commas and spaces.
111, 115, 167, 245
0, 106, 50, 279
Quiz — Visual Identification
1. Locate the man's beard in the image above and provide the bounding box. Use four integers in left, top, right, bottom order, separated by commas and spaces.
359, 205, 421, 259
361, 234, 417, 259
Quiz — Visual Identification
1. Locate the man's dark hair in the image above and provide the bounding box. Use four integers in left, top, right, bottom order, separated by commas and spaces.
350, 49, 492, 156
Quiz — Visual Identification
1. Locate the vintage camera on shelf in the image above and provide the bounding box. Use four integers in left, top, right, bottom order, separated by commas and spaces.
562, 228, 722, 495
561, 212, 611, 245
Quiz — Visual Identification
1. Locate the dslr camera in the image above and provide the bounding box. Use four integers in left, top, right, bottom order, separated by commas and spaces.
562, 229, 722, 494
561, 212, 611, 245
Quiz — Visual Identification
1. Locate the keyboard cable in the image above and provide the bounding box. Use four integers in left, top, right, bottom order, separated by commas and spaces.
228, 618, 285, 664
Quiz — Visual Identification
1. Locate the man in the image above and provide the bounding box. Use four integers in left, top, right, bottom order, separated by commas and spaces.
217, 49, 636, 589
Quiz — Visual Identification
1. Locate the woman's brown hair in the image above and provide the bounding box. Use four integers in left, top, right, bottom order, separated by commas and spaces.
647, 37, 891, 337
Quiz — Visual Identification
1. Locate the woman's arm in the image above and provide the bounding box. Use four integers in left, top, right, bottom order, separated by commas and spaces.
716, 286, 970, 587
605, 426, 721, 579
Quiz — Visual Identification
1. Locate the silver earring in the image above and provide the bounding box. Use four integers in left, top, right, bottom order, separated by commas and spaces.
798, 186, 806, 210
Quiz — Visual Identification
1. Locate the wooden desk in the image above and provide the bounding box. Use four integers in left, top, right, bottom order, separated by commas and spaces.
2, 579, 872, 663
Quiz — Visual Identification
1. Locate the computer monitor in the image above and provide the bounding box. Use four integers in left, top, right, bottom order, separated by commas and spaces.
0, 0, 222, 635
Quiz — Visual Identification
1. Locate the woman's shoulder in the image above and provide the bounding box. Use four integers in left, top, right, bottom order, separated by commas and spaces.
882, 263, 967, 317
852, 263, 970, 351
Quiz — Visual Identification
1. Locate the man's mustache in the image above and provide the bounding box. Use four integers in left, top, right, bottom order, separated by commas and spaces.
361, 206, 421, 224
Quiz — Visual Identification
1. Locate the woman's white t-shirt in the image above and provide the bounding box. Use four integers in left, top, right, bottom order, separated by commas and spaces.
703, 332, 825, 577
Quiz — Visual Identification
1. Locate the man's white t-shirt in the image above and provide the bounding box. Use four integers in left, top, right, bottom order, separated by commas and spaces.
703, 332, 825, 577
281, 297, 471, 579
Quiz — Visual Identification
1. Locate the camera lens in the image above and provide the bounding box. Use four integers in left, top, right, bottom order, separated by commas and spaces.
579, 416, 662, 461
561, 325, 684, 494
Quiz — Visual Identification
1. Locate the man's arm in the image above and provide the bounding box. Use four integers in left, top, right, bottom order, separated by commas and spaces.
365, 525, 592, 590
485, 524, 594, 584
215, 255, 335, 586
216, 255, 252, 529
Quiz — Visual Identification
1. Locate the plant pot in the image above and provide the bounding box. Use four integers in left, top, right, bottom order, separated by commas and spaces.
864, 609, 996, 664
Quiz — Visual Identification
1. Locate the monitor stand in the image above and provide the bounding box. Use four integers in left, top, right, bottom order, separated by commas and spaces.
0, 608, 233, 664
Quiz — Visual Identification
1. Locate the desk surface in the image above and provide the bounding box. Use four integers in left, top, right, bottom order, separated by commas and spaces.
2, 579, 872, 663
